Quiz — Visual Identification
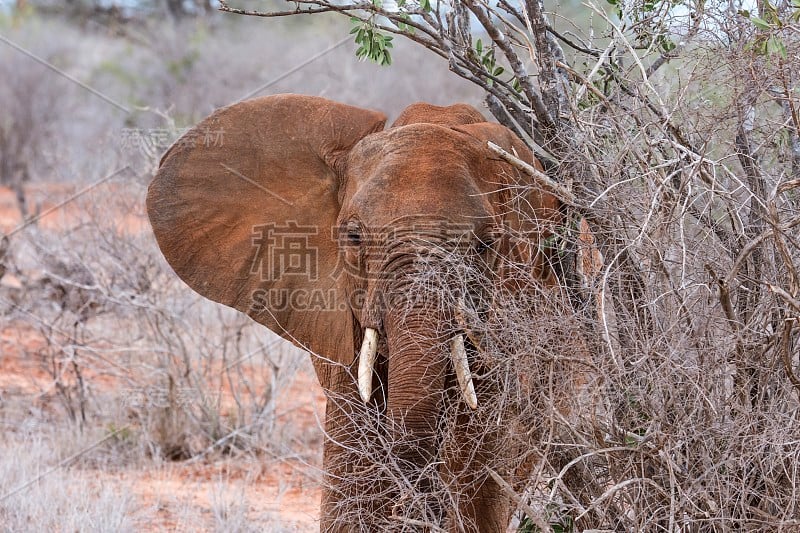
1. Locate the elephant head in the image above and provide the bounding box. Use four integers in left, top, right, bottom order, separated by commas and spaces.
147, 94, 563, 531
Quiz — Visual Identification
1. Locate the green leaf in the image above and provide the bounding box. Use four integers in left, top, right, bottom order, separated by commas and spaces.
350, 23, 395, 67
750, 15, 771, 30
493, 66, 504, 76
481, 50, 495, 69
658, 34, 676, 52
767, 35, 787, 58
476, 38, 482, 54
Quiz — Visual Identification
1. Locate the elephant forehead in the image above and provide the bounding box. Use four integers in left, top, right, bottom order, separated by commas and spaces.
344, 125, 496, 223
351, 123, 484, 164
346, 164, 494, 229
351, 172, 492, 227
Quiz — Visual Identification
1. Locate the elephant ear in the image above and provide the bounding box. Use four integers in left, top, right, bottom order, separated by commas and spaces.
147, 94, 386, 370
454, 122, 561, 284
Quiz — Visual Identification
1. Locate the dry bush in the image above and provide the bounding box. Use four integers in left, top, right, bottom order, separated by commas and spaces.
2, 181, 318, 463
215, 0, 800, 530
2, 3, 799, 531
0, 18, 78, 216
295, 160, 798, 530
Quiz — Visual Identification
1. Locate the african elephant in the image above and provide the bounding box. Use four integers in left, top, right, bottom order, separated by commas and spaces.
147, 94, 568, 531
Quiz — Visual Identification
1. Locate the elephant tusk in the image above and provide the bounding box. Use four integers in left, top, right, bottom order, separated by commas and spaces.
358, 328, 379, 403
455, 297, 483, 351
450, 334, 478, 410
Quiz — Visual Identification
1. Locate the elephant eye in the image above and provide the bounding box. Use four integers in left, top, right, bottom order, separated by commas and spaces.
345, 223, 362, 246
348, 231, 362, 246
475, 236, 495, 254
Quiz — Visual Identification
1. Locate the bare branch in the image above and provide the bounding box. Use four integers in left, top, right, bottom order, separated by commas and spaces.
487, 141, 578, 205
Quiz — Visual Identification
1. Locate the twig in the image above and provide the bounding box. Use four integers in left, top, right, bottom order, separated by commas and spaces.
218, 1, 338, 17
778, 178, 800, 193
769, 285, 800, 314
487, 141, 578, 206
779, 320, 800, 395
487, 468, 552, 532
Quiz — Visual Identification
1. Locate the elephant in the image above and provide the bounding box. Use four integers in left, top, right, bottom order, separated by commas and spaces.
147, 94, 578, 531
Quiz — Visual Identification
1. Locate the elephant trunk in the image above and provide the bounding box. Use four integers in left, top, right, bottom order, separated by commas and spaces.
359, 301, 478, 411
383, 298, 448, 468
364, 241, 480, 466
